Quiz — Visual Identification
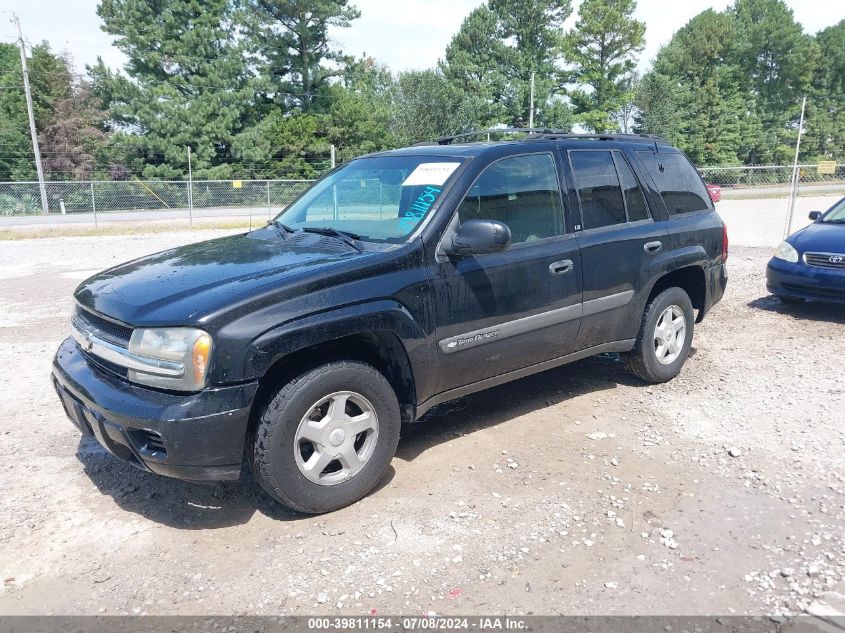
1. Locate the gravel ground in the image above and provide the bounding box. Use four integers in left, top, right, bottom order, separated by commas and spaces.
0, 231, 842, 617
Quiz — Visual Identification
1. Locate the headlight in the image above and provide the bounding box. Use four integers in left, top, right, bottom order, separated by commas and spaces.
127, 328, 212, 391
773, 241, 799, 263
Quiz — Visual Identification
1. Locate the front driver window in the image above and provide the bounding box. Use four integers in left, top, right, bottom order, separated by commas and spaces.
457, 153, 565, 244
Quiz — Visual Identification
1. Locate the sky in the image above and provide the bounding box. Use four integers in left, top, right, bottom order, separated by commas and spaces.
1, 0, 842, 77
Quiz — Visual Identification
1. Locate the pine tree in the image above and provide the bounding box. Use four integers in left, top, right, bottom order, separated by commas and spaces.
0, 43, 35, 180
730, 0, 819, 140
566, 0, 645, 133
247, 0, 360, 113
641, 9, 763, 165
441, 0, 572, 128
803, 20, 845, 160
94, 0, 258, 178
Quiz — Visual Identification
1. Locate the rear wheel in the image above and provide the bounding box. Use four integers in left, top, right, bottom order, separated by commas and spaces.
624, 287, 694, 383
250, 361, 401, 514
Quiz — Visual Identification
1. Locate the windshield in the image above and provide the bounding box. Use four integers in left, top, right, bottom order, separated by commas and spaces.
274, 155, 465, 243
821, 197, 845, 223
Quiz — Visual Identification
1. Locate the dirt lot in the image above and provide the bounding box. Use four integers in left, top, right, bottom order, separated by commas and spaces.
0, 231, 842, 617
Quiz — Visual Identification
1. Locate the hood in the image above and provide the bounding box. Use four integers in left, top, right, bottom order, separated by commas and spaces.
789, 221, 845, 254
74, 229, 372, 325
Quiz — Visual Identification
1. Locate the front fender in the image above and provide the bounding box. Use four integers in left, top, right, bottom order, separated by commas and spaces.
244, 299, 434, 391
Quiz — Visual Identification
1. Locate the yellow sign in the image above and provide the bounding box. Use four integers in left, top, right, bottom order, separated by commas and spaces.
232, 180, 243, 189
818, 161, 836, 175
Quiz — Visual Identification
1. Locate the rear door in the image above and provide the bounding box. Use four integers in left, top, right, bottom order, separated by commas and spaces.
634, 149, 724, 266
565, 148, 669, 349
431, 152, 582, 393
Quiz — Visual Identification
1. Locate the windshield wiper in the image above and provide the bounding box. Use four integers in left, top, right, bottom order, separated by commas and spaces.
268, 219, 295, 236
302, 227, 365, 252
822, 218, 845, 224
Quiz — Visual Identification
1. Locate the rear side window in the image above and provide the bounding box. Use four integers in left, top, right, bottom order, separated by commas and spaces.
569, 150, 626, 229
613, 153, 650, 221
457, 153, 564, 244
636, 151, 711, 214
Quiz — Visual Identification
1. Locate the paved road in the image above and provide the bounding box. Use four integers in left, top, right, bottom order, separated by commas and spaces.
0, 205, 274, 226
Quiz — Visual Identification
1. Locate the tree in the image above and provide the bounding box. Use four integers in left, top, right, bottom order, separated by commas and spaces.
94, 0, 259, 178
640, 10, 763, 165
40, 81, 106, 180
325, 57, 394, 161
247, 0, 360, 113
803, 20, 845, 160
0, 42, 105, 181
0, 43, 35, 181
730, 0, 819, 140
633, 72, 679, 140
566, 0, 645, 133
441, 6, 509, 125
389, 70, 484, 146
441, 0, 573, 128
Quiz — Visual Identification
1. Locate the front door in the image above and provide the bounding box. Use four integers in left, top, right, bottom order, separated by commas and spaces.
431, 152, 583, 394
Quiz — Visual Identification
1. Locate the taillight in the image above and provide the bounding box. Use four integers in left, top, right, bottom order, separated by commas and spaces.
721, 223, 729, 263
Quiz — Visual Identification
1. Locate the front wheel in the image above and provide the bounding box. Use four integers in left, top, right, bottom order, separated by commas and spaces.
250, 361, 401, 514
624, 287, 695, 383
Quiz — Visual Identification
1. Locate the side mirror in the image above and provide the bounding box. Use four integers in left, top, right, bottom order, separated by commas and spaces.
446, 219, 511, 258
808, 211, 822, 221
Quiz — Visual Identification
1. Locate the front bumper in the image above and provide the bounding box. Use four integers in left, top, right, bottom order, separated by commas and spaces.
766, 258, 845, 304
52, 337, 258, 481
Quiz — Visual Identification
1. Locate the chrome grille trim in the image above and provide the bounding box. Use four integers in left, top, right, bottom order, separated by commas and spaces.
804, 252, 845, 269
70, 321, 184, 377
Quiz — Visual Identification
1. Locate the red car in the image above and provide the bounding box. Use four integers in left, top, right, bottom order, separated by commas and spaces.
705, 183, 722, 203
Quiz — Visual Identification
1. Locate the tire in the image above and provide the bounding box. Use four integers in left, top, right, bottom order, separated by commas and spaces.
777, 295, 804, 305
624, 287, 695, 384
250, 361, 401, 514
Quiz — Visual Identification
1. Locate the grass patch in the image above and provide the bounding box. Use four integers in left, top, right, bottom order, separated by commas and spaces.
0, 219, 255, 240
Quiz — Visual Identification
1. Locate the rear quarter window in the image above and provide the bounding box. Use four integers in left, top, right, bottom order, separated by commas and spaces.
636, 151, 712, 215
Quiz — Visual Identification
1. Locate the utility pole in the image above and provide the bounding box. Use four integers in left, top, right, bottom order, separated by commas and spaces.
784, 96, 807, 239
187, 146, 193, 226
528, 72, 535, 129
11, 13, 48, 214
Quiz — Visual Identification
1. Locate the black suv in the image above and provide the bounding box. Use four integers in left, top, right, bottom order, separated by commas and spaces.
52, 132, 728, 513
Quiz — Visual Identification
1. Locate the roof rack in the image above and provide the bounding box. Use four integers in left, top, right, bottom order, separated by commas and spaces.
414, 128, 667, 146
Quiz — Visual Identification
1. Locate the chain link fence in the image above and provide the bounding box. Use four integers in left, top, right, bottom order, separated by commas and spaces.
698, 163, 845, 247
0, 179, 314, 225
1, 165, 844, 246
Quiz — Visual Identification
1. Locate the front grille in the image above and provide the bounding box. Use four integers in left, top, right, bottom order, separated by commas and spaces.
804, 252, 845, 269
86, 353, 129, 379
74, 306, 133, 344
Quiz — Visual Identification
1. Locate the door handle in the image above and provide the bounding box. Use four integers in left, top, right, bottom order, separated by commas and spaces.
549, 259, 574, 275
644, 240, 663, 253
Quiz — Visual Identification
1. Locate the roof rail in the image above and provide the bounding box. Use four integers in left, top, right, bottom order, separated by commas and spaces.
538, 132, 668, 143
416, 129, 668, 146
425, 127, 569, 146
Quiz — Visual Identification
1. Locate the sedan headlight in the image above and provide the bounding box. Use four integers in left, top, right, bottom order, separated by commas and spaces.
127, 328, 212, 391
773, 241, 799, 263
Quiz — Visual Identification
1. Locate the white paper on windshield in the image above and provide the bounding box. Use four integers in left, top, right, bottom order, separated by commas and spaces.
401, 162, 461, 187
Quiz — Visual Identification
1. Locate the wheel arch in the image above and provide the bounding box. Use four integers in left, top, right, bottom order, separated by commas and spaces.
647, 265, 707, 321
246, 301, 425, 429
